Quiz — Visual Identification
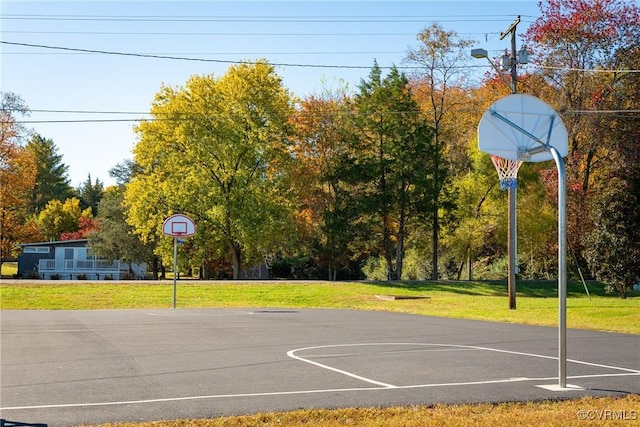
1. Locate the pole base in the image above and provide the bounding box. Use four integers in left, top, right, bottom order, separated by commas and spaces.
536, 384, 583, 391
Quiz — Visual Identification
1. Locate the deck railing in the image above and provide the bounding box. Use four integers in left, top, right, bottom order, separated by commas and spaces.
39, 259, 123, 272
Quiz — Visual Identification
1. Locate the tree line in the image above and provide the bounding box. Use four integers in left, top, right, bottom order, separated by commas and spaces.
2, 0, 638, 296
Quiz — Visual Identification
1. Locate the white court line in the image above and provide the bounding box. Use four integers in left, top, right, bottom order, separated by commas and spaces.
3, 373, 639, 411
3, 342, 639, 411
286, 348, 398, 388
287, 342, 640, 383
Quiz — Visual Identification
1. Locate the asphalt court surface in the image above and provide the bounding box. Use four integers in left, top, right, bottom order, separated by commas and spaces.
1, 308, 638, 426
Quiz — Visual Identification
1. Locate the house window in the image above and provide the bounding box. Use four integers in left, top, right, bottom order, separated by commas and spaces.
64, 248, 74, 260
24, 247, 50, 254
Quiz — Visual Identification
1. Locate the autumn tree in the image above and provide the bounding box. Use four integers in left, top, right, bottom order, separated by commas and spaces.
289, 85, 356, 279
37, 198, 91, 241
89, 186, 160, 279
0, 92, 39, 266
126, 61, 295, 279
524, 0, 640, 289
444, 141, 500, 279
582, 32, 640, 296
404, 22, 474, 279
336, 63, 435, 280
26, 134, 74, 213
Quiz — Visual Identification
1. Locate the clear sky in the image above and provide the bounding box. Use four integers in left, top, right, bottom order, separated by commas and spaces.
1, 0, 541, 187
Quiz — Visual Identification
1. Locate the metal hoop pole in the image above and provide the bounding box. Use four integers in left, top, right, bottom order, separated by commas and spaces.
508, 186, 517, 309
173, 237, 178, 309
550, 146, 567, 388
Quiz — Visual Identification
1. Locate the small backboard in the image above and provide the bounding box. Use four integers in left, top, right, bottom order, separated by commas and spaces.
162, 214, 196, 237
478, 93, 568, 163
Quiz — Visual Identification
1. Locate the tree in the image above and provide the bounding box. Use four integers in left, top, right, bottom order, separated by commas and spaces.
583, 178, 640, 298
126, 61, 295, 279
89, 186, 160, 278
76, 174, 104, 217
37, 198, 90, 241
581, 31, 640, 297
108, 159, 142, 186
59, 215, 98, 241
26, 134, 73, 213
405, 22, 474, 279
444, 141, 500, 280
289, 86, 355, 280
0, 92, 38, 266
524, 0, 640, 278
337, 63, 435, 280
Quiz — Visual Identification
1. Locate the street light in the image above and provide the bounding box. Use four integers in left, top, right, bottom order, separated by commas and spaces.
470, 47, 488, 59
471, 48, 514, 93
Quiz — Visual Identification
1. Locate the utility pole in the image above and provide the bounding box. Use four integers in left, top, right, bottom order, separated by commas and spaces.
500, 16, 521, 310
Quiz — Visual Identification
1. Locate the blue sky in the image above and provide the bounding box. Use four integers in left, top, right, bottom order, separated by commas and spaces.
1, 0, 541, 187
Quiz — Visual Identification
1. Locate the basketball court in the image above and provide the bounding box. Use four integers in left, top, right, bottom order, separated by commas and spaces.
2, 85, 635, 427
1, 309, 638, 426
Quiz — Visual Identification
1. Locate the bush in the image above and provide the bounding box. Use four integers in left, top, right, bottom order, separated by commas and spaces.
401, 249, 431, 280
472, 256, 509, 280
361, 256, 387, 281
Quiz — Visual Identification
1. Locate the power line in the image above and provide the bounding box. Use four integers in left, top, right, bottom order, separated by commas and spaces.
2, 30, 424, 37
16, 108, 640, 124
7, 40, 639, 75
4, 51, 405, 56
0, 40, 424, 69
1, 14, 532, 23
536, 65, 640, 74
0, 30, 503, 40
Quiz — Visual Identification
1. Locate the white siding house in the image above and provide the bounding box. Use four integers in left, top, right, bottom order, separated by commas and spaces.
18, 240, 146, 280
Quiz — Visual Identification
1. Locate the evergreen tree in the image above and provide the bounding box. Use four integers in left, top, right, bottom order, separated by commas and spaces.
336, 63, 436, 280
26, 134, 74, 213
76, 174, 104, 217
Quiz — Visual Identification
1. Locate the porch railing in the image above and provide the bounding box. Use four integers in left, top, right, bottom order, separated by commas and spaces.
39, 259, 123, 272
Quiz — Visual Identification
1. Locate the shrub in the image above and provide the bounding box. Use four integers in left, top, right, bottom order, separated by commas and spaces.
361, 256, 387, 281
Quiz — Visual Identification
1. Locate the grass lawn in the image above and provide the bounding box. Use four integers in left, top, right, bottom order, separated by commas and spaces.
2, 279, 638, 426
0, 261, 17, 277
1, 279, 638, 334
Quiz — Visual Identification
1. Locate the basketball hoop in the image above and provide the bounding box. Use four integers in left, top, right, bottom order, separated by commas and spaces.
491, 155, 522, 190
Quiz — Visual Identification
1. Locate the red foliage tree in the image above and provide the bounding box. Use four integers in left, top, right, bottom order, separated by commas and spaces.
60, 216, 99, 241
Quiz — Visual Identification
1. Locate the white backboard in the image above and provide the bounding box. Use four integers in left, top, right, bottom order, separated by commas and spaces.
478, 94, 568, 163
162, 214, 196, 237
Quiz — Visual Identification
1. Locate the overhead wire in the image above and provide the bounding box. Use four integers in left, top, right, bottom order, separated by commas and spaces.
5, 41, 639, 75
13, 106, 640, 125
1, 13, 534, 23
1, 40, 419, 69
5, 13, 637, 122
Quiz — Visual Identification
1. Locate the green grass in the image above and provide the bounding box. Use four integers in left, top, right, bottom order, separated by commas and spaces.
1, 279, 638, 334
0, 261, 17, 277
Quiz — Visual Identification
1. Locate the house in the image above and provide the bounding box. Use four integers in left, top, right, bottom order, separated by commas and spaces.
17, 239, 146, 280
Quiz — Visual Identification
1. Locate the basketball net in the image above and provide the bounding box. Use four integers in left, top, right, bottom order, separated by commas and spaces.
491, 155, 523, 190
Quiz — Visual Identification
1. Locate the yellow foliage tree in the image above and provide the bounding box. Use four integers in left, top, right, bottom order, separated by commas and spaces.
125, 61, 295, 279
